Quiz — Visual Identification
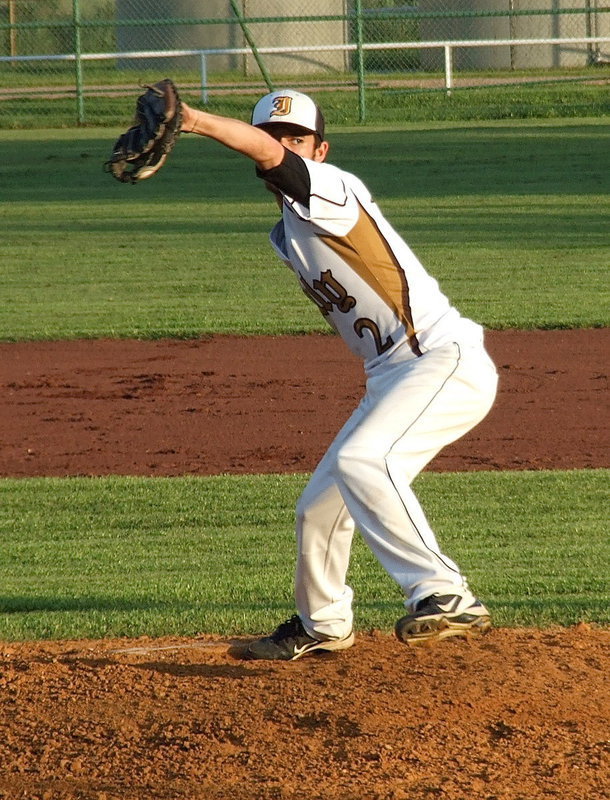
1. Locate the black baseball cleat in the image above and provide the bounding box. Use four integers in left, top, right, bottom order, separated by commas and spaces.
395, 593, 491, 647
245, 614, 355, 661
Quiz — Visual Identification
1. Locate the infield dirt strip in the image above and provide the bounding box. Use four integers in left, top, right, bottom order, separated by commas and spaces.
0, 329, 609, 800
1, 329, 608, 476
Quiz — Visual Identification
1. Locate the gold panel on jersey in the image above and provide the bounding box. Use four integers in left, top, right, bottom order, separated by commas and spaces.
317, 202, 421, 354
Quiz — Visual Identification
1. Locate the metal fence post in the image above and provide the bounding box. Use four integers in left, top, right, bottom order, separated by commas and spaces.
72, 0, 85, 125
229, 0, 274, 92
8, 0, 17, 65
444, 44, 453, 95
200, 52, 209, 105
354, 0, 366, 123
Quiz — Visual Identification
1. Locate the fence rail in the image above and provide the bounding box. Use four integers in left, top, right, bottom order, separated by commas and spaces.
0, 7, 606, 29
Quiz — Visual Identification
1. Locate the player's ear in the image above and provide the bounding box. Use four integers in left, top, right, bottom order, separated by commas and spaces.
313, 140, 329, 163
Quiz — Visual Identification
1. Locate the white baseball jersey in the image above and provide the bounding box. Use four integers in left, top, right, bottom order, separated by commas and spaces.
263, 153, 483, 371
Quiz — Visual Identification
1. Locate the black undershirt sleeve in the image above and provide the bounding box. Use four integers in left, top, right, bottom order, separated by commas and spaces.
256, 148, 311, 207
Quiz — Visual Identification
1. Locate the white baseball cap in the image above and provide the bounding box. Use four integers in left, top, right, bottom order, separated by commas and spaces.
251, 89, 325, 141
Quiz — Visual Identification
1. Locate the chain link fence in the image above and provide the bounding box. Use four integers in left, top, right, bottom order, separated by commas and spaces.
0, 0, 608, 127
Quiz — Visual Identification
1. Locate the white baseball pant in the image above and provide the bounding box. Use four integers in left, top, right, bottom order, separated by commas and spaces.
295, 341, 498, 641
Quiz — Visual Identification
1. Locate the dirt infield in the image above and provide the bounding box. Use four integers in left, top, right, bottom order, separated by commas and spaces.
2, 329, 608, 477
1, 328, 608, 800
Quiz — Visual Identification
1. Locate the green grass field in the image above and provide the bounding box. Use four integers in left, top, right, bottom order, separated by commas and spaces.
1, 119, 608, 341
1, 72, 609, 128
1, 471, 608, 641
0, 117, 608, 641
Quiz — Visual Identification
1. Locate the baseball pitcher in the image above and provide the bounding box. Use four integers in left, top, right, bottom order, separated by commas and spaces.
108, 86, 498, 661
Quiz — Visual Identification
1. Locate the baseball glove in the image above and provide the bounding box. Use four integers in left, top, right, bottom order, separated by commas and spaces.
105, 78, 182, 184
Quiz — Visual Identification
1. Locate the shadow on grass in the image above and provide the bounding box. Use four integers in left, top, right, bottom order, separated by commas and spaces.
3, 124, 608, 207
